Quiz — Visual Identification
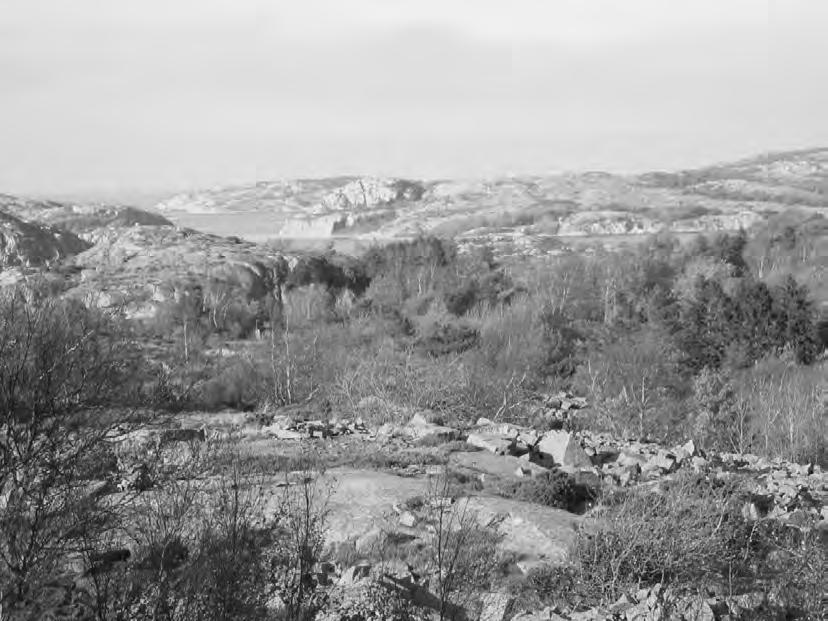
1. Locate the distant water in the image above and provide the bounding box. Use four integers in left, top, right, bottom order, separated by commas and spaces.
165, 211, 288, 242
164, 210, 383, 256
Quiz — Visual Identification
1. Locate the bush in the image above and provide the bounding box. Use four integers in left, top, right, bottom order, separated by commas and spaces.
86, 446, 277, 620
568, 472, 826, 614
0, 284, 144, 609
266, 452, 332, 620
507, 564, 594, 613
423, 474, 504, 620
198, 354, 269, 411
319, 581, 429, 621
492, 470, 595, 513
414, 316, 480, 357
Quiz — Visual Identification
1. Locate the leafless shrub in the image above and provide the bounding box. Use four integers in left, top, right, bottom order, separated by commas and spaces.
0, 283, 147, 610
733, 357, 826, 465
422, 472, 504, 621
569, 472, 826, 615
265, 450, 332, 620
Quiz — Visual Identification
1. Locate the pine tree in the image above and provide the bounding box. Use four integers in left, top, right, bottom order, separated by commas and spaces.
775, 275, 820, 364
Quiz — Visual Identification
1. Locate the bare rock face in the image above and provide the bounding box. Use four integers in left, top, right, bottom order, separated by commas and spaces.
320, 178, 425, 211
464, 495, 580, 567
0, 209, 90, 268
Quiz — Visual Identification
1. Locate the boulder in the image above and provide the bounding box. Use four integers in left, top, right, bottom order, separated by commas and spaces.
616, 449, 648, 468
511, 610, 568, 621
338, 563, 371, 586
678, 598, 715, 621
617, 464, 640, 486
467, 432, 513, 455
647, 449, 677, 473
690, 455, 708, 471
682, 439, 696, 454
261, 424, 304, 440
449, 451, 548, 481
396, 413, 464, 443
536, 431, 592, 469
480, 592, 512, 621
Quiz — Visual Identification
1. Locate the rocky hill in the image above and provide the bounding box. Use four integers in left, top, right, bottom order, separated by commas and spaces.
0, 195, 288, 318
155, 148, 828, 257
0, 208, 89, 269
2, 147, 827, 315
65, 225, 289, 318
0, 193, 173, 241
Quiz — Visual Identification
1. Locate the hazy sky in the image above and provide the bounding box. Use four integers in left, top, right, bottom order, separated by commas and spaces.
1, 0, 827, 199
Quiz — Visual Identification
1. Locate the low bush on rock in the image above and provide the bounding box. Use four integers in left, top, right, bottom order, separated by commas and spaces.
491, 470, 595, 513
567, 472, 827, 616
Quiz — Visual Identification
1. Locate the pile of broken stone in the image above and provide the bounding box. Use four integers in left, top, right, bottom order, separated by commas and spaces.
258, 415, 370, 440
256, 391, 826, 528
303, 560, 779, 621
510, 583, 772, 621
458, 416, 826, 528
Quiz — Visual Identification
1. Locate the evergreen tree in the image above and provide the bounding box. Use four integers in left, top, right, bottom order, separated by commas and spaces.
676, 277, 734, 371
730, 279, 781, 365
775, 275, 821, 364
711, 230, 748, 276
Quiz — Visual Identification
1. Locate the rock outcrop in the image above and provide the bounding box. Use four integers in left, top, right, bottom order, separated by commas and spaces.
0, 193, 172, 240
0, 209, 90, 268
319, 178, 425, 211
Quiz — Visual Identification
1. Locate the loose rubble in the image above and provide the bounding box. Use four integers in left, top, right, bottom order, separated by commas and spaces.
261, 415, 371, 439
59, 391, 825, 621
379, 395, 827, 531
509, 583, 776, 621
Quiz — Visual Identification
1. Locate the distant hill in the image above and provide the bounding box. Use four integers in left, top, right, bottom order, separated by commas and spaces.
1, 147, 827, 315
152, 148, 828, 257
0, 193, 173, 241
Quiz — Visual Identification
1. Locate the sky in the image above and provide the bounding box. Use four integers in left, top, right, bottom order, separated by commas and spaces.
1, 0, 827, 200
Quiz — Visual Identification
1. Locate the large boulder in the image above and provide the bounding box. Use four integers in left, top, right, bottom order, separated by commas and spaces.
466, 432, 514, 455
468, 419, 534, 455
378, 413, 463, 443
449, 451, 548, 481
536, 431, 592, 469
